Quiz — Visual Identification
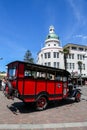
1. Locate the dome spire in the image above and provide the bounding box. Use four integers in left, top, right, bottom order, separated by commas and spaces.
49, 25, 55, 34
46, 25, 59, 40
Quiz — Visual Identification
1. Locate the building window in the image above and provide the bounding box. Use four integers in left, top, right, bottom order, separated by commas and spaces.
70, 63, 71, 69
67, 63, 75, 69
77, 54, 79, 60
53, 52, 59, 58
53, 52, 56, 58
44, 62, 51, 67
68, 54, 74, 59
57, 62, 59, 68
77, 54, 83, 60
53, 62, 59, 68
48, 62, 51, 67
44, 52, 51, 59
72, 54, 74, 59
54, 44, 56, 46
83, 64, 85, 70
45, 62, 47, 66
72, 63, 75, 69
78, 48, 83, 51
48, 52, 51, 58
80, 55, 82, 60
44, 53, 47, 59
41, 54, 43, 59
54, 62, 56, 67
72, 47, 77, 50
69, 54, 71, 59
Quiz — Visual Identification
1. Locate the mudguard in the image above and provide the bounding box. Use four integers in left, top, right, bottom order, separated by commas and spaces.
72, 89, 81, 97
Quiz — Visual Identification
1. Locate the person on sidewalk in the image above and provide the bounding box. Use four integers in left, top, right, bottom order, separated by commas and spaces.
1, 77, 7, 92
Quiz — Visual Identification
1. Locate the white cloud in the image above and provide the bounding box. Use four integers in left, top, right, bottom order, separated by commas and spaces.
75, 34, 87, 39
67, 0, 85, 24
73, 34, 87, 45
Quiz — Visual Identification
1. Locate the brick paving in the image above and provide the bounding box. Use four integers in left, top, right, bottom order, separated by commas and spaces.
0, 86, 87, 129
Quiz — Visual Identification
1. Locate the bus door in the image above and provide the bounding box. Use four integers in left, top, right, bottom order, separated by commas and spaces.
62, 77, 68, 98
55, 76, 63, 100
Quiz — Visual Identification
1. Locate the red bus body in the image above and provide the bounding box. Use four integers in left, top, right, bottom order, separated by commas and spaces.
6, 61, 71, 110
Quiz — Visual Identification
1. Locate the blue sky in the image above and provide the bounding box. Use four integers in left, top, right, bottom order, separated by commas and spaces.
0, 0, 87, 71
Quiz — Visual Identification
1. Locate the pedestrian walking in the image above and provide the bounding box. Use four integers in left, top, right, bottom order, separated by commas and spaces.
1, 77, 7, 91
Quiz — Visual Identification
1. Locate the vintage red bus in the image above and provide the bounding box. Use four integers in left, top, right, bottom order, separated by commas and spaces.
3, 61, 81, 110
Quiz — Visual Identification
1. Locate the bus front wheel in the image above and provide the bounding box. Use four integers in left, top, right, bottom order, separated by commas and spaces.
36, 96, 48, 111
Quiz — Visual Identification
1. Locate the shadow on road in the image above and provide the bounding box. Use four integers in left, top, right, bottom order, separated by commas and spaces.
7, 98, 75, 114
48, 98, 75, 109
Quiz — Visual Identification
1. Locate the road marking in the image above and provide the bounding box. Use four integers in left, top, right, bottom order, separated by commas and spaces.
0, 122, 87, 129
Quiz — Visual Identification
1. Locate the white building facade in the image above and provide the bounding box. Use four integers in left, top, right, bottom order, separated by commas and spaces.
37, 26, 87, 80
64, 43, 87, 78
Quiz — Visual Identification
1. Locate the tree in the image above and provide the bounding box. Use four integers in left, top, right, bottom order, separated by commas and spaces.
77, 61, 83, 86
24, 50, 34, 63
77, 61, 82, 75
60, 48, 69, 70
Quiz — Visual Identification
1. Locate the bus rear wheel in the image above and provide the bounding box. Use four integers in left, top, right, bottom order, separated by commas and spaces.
36, 96, 48, 111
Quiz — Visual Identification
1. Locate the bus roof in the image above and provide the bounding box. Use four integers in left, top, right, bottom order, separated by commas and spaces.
7, 60, 70, 77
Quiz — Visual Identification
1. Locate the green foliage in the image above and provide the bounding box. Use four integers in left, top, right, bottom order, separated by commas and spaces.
24, 50, 34, 63
77, 61, 82, 74
63, 48, 69, 54
60, 48, 69, 70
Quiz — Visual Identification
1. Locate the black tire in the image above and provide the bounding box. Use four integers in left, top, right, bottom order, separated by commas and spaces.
36, 96, 48, 111
75, 92, 81, 102
7, 81, 13, 96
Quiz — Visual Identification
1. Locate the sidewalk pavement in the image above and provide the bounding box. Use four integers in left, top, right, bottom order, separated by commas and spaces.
0, 85, 87, 130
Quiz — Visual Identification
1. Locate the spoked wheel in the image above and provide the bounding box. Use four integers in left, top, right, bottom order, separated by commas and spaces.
36, 96, 48, 111
4, 86, 14, 99
75, 92, 81, 102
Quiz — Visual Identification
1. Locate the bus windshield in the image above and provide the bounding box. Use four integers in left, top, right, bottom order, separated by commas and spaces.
8, 67, 16, 78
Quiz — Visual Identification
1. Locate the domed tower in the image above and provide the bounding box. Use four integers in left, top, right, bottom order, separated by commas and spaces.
37, 26, 64, 69
45, 25, 60, 47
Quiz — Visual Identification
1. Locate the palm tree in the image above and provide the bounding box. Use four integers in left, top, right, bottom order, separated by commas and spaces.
77, 61, 82, 75
60, 48, 69, 70
77, 61, 82, 86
